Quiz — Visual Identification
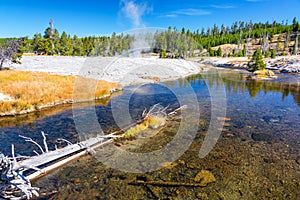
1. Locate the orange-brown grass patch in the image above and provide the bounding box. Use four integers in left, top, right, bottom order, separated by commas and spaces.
0, 70, 119, 114
123, 115, 165, 138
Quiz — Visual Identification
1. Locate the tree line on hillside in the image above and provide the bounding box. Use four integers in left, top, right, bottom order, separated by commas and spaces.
19, 24, 203, 58
153, 27, 202, 58
193, 17, 300, 57
193, 18, 299, 48
0, 17, 299, 60
22, 31, 134, 57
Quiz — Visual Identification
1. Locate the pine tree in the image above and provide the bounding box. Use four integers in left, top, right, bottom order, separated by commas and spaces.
159, 49, 166, 58
72, 35, 83, 56
265, 50, 271, 58
292, 17, 299, 32
208, 47, 215, 56
216, 47, 222, 57
37, 38, 52, 55
52, 29, 60, 54
32, 33, 42, 53
59, 32, 73, 55
248, 49, 266, 71
242, 45, 246, 57
43, 27, 52, 39
271, 49, 276, 58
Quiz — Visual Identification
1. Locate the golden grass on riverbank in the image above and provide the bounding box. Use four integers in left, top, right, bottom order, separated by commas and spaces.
0, 70, 119, 114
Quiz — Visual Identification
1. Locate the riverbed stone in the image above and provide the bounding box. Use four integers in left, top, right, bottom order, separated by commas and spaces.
194, 170, 216, 186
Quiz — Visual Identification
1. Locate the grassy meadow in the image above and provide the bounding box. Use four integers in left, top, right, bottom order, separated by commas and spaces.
0, 70, 119, 114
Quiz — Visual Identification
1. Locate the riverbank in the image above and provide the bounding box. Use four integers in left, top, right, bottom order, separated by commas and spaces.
197, 55, 300, 73
1, 56, 202, 116
0, 70, 120, 116
3, 55, 299, 116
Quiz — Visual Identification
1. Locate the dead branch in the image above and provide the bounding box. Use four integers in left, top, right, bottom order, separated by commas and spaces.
146, 103, 160, 116
41, 132, 48, 153
142, 107, 147, 117
145, 104, 168, 118
33, 150, 40, 156
11, 144, 16, 165
19, 135, 45, 154
167, 105, 187, 115
57, 138, 73, 146
0, 153, 39, 199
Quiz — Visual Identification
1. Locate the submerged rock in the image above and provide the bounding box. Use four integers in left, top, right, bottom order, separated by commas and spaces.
194, 170, 216, 186
262, 116, 282, 123
251, 132, 279, 143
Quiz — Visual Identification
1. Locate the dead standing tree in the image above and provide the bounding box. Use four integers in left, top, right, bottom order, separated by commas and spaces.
0, 38, 25, 70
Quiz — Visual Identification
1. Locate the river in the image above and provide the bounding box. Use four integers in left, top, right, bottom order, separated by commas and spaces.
0, 70, 299, 199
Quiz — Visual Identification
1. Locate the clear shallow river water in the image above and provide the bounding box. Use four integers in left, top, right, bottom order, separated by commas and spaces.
0, 70, 300, 199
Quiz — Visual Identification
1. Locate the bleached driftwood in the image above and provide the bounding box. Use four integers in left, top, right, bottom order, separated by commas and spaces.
41, 131, 48, 153
1, 132, 116, 200
19, 135, 45, 155
14, 133, 117, 173
0, 154, 39, 200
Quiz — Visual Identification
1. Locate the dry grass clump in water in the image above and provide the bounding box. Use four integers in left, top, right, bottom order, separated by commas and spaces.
0, 70, 119, 113
253, 70, 276, 79
123, 116, 165, 138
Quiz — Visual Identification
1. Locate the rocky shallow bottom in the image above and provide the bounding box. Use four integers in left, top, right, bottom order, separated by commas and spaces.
34, 112, 300, 200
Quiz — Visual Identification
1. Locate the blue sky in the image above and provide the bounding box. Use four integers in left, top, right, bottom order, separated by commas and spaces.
1, 0, 300, 38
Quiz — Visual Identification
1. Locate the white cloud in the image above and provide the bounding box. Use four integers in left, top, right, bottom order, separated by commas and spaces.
246, 0, 265, 2
210, 4, 235, 9
163, 8, 210, 18
165, 14, 177, 18
174, 8, 211, 16
119, 0, 152, 28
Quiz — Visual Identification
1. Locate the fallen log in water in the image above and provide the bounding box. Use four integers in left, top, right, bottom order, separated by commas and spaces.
26, 139, 114, 181
14, 133, 117, 173
1, 133, 118, 199
1, 104, 182, 199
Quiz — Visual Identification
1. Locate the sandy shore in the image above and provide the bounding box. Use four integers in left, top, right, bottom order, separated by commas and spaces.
12, 56, 203, 85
